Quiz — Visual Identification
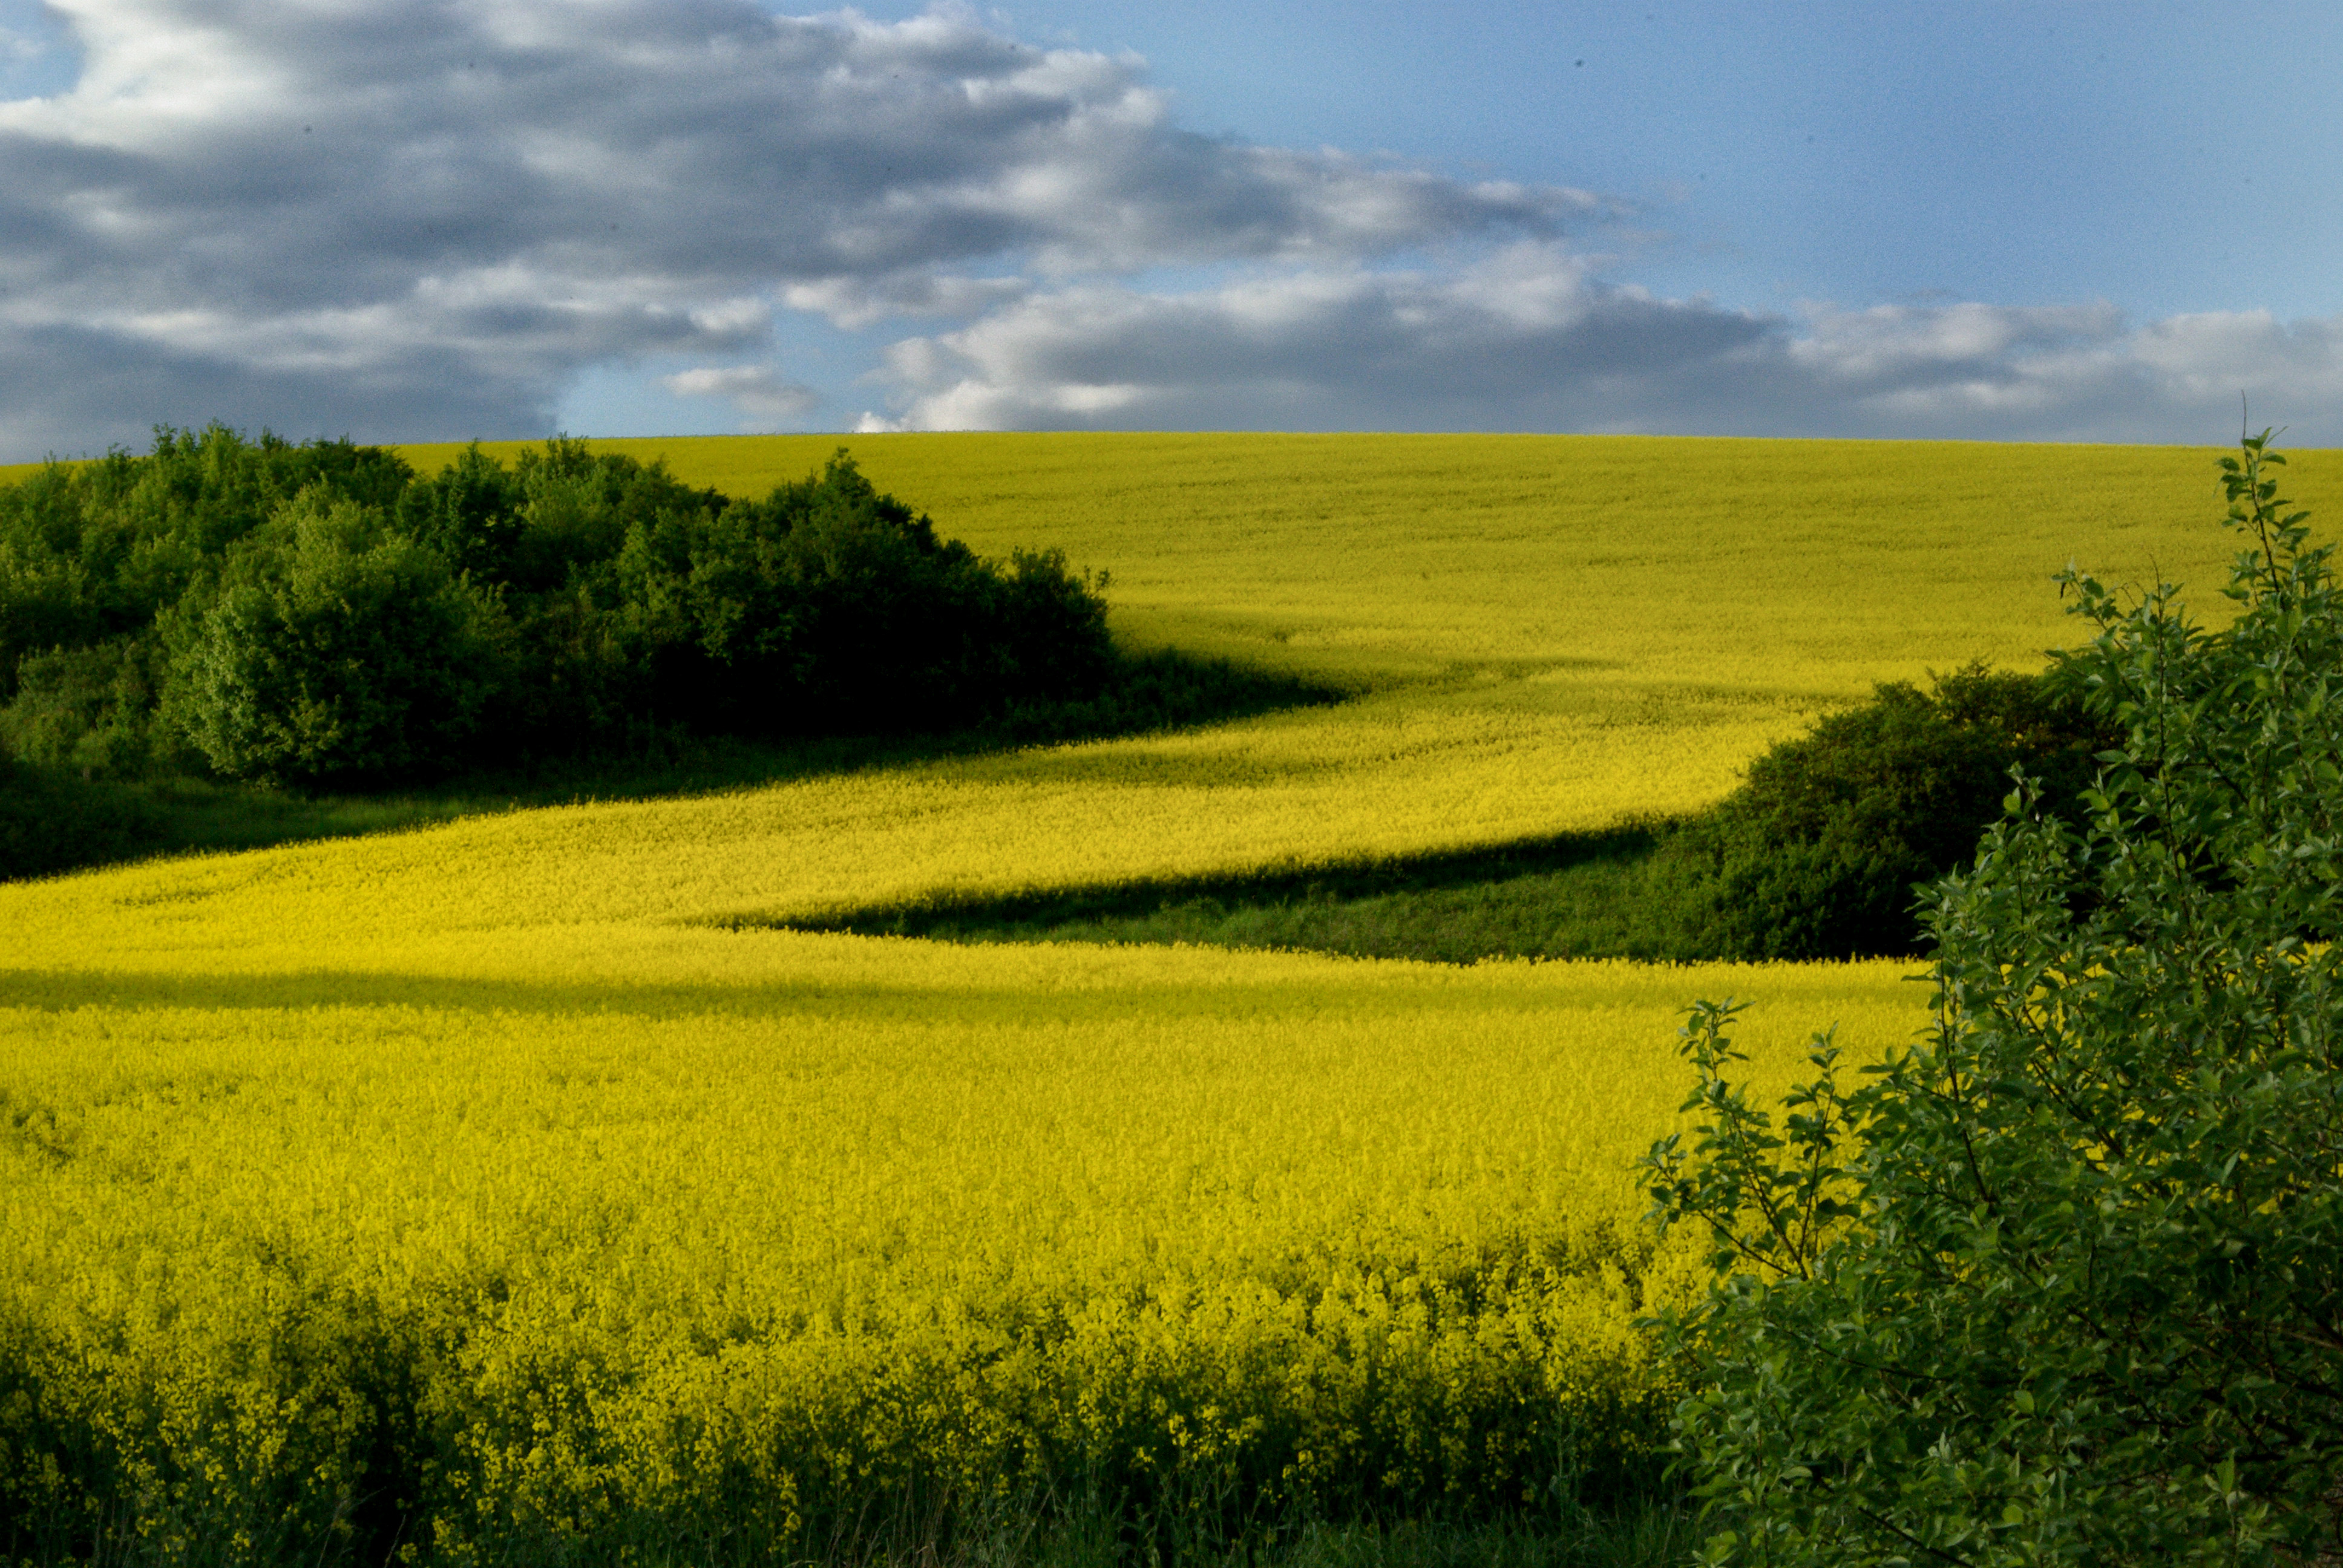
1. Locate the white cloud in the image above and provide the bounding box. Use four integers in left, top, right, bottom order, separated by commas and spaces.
859, 247, 2343, 444
860, 244, 1767, 432
661, 364, 818, 428
782, 272, 1031, 331
2, 1, 2335, 458
0, 0, 1582, 457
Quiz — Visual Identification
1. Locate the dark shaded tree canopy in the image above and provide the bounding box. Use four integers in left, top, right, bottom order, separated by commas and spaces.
0, 426, 1114, 788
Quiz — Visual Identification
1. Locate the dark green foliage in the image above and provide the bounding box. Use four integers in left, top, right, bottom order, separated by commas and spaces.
0, 753, 162, 880
1645, 665, 2117, 960
600, 452, 1112, 740
1643, 433, 2343, 1565
393, 439, 526, 580
0, 636, 166, 779
0, 426, 1122, 799
0, 424, 415, 699
162, 491, 510, 787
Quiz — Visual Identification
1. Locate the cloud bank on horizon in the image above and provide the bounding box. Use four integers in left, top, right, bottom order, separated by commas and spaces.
1, 0, 2338, 460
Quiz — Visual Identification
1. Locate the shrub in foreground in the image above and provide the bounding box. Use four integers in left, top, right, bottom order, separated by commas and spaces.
1646, 433, 2343, 1564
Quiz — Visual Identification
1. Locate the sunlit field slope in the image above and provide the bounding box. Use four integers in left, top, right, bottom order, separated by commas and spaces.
402, 431, 2310, 690
3, 841, 1921, 1555
2, 434, 2316, 1560
418, 434, 2332, 872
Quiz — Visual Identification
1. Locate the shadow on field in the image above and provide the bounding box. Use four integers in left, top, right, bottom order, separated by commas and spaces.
739, 825, 1669, 966
0, 966, 856, 1019
0, 950, 1551, 1027
4, 648, 1346, 884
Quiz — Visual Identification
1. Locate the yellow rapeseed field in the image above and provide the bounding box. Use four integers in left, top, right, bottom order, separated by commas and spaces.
4, 851, 1923, 1551
396, 434, 2322, 864
3, 433, 2315, 1559
399, 432, 2299, 691
2, 905, 1919, 1555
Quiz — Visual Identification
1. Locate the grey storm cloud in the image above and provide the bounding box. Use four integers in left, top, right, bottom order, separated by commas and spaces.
2, 0, 2339, 457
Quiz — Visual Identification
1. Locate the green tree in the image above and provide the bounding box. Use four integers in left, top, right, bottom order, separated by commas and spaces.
393, 439, 525, 580
1643, 433, 2343, 1564
605, 451, 1113, 737
163, 490, 507, 786
0, 425, 416, 702
0, 638, 163, 779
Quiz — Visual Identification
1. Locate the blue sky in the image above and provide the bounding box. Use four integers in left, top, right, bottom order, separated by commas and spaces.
2, 0, 2339, 457
1000, 1, 2343, 319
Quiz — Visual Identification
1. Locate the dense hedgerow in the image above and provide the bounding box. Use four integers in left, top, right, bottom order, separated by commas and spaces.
0, 425, 1115, 791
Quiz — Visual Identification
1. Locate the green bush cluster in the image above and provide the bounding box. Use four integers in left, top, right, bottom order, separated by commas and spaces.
0, 425, 1114, 793
1641, 665, 2119, 961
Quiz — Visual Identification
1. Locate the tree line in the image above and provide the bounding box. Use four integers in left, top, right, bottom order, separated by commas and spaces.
0, 425, 1118, 792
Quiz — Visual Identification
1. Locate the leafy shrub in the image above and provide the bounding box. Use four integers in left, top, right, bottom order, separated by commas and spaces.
0, 638, 165, 779
1645, 432, 2343, 1564
392, 439, 526, 580
162, 491, 508, 787
0, 426, 416, 691
602, 452, 1110, 739
1644, 664, 2115, 960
